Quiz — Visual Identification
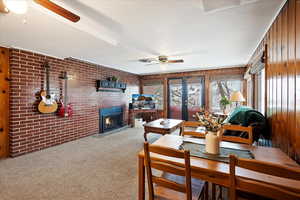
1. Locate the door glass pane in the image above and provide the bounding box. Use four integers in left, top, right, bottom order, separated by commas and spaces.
169, 79, 182, 119
186, 77, 205, 121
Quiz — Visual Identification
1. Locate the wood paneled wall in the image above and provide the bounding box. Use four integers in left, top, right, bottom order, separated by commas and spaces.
0, 47, 10, 158
248, 0, 300, 163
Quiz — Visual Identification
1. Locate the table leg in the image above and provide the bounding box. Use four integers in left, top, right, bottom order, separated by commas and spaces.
138, 155, 145, 200
144, 131, 148, 141
179, 125, 183, 136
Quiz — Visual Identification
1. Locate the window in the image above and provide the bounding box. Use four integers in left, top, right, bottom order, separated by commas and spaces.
250, 50, 266, 115
255, 68, 265, 114
210, 75, 243, 112
246, 77, 253, 107
142, 80, 164, 110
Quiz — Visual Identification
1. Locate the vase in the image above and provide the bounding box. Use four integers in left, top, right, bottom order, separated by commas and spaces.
205, 131, 220, 154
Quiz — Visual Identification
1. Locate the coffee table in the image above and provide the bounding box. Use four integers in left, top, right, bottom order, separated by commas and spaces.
143, 118, 184, 141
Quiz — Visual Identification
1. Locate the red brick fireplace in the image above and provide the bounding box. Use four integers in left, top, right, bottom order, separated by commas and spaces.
9, 48, 140, 157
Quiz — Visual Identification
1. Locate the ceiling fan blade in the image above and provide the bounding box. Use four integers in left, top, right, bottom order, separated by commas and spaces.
138, 58, 157, 63
34, 0, 80, 23
0, 0, 8, 13
167, 60, 184, 63
145, 62, 160, 66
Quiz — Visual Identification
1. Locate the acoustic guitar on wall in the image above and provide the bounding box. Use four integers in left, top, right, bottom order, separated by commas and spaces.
38, 61, 58, 114
58, 71, 73, 117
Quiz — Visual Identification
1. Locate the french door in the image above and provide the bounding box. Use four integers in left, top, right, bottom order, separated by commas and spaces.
168, 77, 205, 121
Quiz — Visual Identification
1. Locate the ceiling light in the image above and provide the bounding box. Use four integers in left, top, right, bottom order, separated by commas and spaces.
4, 0, 28, 14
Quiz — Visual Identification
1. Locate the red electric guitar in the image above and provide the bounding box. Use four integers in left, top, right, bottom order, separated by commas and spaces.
58, 71, 73, 117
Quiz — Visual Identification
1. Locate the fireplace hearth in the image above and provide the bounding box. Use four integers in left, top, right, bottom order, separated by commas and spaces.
99, 106, 124, 133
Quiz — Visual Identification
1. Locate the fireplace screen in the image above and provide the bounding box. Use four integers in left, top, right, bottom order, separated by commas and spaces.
103, 115, 121, 130
100, 106, 124, 133
105, 117, 112, 127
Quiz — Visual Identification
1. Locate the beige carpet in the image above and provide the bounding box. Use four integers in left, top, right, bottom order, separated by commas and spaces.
0, 128, 165, 200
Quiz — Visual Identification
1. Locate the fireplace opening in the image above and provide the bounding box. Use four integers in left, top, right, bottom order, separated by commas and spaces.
105, 117, 112, 127
99, 106, 124, 133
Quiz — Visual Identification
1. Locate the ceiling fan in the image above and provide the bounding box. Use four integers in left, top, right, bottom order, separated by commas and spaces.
138, 55, 184, 65
0, 0, 80, 23
202, 0, 259, 13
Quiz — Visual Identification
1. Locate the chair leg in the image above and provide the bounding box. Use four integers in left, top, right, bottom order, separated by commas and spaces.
212, 183, 216, 200
199, 182, 209, 200
215, 185, 223, 200
219, 185, 222, 200
205, 182, 209, 200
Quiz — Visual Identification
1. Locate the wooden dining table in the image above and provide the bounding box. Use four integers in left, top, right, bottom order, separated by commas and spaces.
138, 135, 300, 200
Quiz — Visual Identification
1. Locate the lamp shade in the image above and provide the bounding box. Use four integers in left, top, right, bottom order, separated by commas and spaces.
230, 91, 245, 102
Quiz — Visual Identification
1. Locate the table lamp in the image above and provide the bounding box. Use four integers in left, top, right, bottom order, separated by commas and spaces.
230, 91, 245, 107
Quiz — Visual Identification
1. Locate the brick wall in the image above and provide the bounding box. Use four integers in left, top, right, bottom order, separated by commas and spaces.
9, 48, 140, 157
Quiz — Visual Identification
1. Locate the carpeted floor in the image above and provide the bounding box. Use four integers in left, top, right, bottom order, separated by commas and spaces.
0, 128, 165, 200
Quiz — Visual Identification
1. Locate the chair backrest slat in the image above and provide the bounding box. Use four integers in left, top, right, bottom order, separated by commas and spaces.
221, 124, 253, 145
144, 142, 192, 200
182, 121, 206, 138
236, 158, 300, 180
183, 121, 203, 127
152, 176, 186, 193
148, 145, 185, 158
221, 135, 252, 145
151, 161, 186, 176
229, 155, 300, 200
236, 178, 300, 200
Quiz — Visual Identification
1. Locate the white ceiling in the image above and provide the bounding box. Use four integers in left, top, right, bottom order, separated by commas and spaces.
0, 0, 285, 75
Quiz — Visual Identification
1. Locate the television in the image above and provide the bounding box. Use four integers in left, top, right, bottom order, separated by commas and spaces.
132, 94, 156, 109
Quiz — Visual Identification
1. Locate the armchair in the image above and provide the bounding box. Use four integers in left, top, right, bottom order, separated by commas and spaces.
221, 106, 267, 143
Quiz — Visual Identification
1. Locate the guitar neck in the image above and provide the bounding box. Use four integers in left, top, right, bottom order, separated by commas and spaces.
64, 72, 68, 104
45, 63, 50, 95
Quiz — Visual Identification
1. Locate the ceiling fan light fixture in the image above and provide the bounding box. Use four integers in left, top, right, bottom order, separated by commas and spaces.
158, 55, 168, 62
4, 0, 28, 14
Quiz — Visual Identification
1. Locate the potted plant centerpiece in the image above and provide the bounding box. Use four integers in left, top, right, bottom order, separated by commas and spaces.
196, 111, 224, 154
220, 96, 230, 114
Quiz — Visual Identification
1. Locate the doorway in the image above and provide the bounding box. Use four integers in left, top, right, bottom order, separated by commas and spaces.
168, 76, 205, 120
0, 47, 9, 158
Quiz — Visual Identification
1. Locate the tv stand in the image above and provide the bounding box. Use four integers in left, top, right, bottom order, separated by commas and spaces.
128, 109, 159, 127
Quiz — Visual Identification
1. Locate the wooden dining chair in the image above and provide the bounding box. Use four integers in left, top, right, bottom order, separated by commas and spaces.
217, 125, 254, 199
182, 121, 223, 200
229, 154, 300, 200
181, 121, 207, 138
144, 142, 208, 200
220, 124, 253, 145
